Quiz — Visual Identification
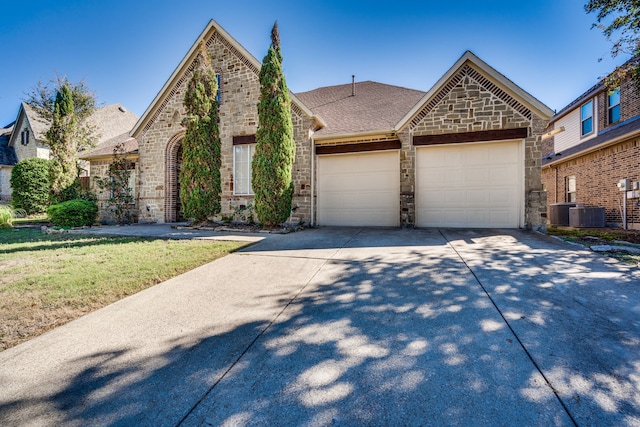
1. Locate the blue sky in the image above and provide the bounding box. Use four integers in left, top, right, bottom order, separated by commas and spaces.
0, 0, 628, 126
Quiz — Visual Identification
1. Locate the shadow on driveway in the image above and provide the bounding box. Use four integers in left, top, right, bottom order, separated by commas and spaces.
0, 227, 638, 426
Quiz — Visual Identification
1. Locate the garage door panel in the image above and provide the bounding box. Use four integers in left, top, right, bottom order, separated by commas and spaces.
318, 151, 399, 227
416, 140, 522, 228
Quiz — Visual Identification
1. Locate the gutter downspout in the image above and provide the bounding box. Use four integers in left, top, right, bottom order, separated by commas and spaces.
554, 166, 558, 204
310, 135, 316, 226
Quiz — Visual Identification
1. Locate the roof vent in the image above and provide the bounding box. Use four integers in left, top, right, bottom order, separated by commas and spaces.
352, 75, 355, 97
118, 106, 127, 113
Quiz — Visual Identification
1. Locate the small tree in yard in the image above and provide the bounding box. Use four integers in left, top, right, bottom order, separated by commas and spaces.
26, 77, 97, 201
252, 22, 296, 227
180, 42, 222, 224
94, 143, 135, 224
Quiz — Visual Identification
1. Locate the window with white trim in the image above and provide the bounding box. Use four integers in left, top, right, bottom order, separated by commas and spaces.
608, 88, 620, 124
566, 176, 576, 202
233, 144, 255, 195
580, 100, 593, 136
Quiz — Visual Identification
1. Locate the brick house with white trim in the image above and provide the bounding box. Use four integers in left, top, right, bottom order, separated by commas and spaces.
83, 19, 553, 230
542, 62, 640, 229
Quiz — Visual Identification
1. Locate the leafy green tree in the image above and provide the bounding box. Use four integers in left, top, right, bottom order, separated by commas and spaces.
252, 22, 295, 227
26, 76, 97, 201
180, 42, 222, 223
10, 158, 51, 214
585, 0, 640, 86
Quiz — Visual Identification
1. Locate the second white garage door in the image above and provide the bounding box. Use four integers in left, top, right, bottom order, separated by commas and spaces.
318, 151, 399, 226
416, 140, 523, 228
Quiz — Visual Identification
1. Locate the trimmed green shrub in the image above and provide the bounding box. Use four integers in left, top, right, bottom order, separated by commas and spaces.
47, 199, 98, 228
55, 178, 97, 204
10, 158, 51, 214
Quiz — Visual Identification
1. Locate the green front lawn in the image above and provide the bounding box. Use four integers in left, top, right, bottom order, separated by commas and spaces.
0, 228, 248, 350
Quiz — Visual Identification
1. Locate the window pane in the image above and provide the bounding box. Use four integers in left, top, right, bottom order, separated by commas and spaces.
582, 117, 592, 135
609, 104, 621, 124
608, 89, 620, 107
233, 144, 255, 195
581, 101, 592, 120
128, 171, 136, 199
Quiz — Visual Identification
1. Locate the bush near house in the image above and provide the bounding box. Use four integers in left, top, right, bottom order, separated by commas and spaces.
0, 205, 15, 228
47, 199, 98, 228
10, 158, 51, 214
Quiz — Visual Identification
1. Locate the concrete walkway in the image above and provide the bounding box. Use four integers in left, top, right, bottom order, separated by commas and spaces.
0, 227, 639, 426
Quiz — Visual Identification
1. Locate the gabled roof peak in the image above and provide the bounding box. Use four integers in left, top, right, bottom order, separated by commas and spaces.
396, 50, 554, 130
131, 19, 320, 137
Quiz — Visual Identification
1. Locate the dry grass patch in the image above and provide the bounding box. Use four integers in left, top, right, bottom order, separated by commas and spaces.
0, 228, 248, 351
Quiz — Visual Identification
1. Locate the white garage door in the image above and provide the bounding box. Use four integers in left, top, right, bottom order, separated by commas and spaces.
416, 140, 522, 228
318, 151, 399, 226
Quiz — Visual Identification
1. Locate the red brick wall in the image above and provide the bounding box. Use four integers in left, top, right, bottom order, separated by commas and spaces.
542, 138, 640, 226
598, 78, 640, 131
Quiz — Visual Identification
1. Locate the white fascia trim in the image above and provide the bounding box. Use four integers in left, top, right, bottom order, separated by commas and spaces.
313, 129, 397, 143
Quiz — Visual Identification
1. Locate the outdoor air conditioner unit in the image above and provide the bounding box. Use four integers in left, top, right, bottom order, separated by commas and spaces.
549, 202, 578, 226
569, 206, 606, 228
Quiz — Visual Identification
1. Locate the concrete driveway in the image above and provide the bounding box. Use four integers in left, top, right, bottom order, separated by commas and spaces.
0, 227, 639, 426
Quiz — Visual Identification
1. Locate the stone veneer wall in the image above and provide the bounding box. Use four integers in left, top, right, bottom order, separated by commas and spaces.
135, 30, 313, 224
401, 64, 547, 231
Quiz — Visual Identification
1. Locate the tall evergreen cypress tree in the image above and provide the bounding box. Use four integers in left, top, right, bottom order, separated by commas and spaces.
47, 84, 78, 199
180, 43, 222, 223
252, 21, 295, 227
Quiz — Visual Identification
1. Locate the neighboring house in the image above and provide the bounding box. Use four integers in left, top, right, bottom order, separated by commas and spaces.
86, 19, 552, 229
541, 62, 640, 229
0, 123, 17, 200
0, 102, 138, 200
10, 103, 51, 163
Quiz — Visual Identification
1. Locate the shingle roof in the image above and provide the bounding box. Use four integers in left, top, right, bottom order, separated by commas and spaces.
22, 103, 50, 141
295, 81, 426, 137
0, 124, 17, 166
80, 132, 138, 160
87, 104, 139, 144
543, 114, 640, 166
19, 103, 138, 146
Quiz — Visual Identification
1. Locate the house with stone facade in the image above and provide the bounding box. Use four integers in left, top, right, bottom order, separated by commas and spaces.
84, 19, 552, 230
541, 61, 640, 229
0, 102, 138, 201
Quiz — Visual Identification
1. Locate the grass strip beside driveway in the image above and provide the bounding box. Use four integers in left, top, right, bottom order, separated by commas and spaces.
0, 228, 248, 351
